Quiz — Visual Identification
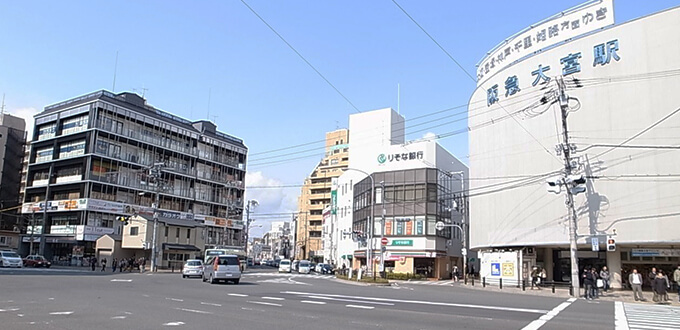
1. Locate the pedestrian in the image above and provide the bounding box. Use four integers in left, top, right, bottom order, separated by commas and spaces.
661, 270, 671, 302
629, 268, 645, 301
140, 258, 146, 273
100, 258, 107, 272
584, 267, 597, 300
540, 268, 547, 286
90, 256, 97, 271
648, 267, 658, 285
112, 258, 117, 272
673, 265, 680, 302
452, 265, 459, 282
653, 271, 668, 303
119, 259, 125, 273
591, 268, 600, 298
531, 267, 540, 289
599, 266, 611, 293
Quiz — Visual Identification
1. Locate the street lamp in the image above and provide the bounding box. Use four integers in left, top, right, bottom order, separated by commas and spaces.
344, 168, 375, 279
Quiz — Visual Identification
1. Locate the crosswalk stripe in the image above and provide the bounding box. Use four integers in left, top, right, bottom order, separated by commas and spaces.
623, 302, 680, 330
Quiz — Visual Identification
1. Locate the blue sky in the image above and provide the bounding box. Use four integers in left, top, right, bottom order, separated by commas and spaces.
1, 0, 677, 237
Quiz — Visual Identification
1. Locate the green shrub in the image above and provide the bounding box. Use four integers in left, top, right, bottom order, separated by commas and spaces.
385, 272, 425, 280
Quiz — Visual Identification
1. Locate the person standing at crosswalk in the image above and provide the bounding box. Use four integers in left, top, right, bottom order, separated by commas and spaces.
652, 271, 669, 303
629, 268, 646, 301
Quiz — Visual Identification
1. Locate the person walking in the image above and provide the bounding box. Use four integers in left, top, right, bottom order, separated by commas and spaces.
584, 268, 597, 300
90, 256, 97, 271
629, 268, 645, 301
540, 268, 547, 286
452, 266, 459, 282
531, 267, 540, 289
599, 266, 611, 294
673, 265, 680, 302
119, 259, 125, 273
653, 271, 668, 303
100, 258, 107, 272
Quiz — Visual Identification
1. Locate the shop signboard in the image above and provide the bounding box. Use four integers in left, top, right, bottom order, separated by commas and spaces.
390, 239, 413, 246
50, 225, 78, 235
631, 249, 680, 257
75, 225, 115, 241
480, 251, 520, 280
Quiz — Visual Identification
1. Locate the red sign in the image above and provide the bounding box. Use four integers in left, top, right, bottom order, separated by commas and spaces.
381, 237, 388, 246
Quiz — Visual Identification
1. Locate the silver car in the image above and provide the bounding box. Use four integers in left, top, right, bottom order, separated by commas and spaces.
0, 251, 23, 268
202, 255, 241, 284
182, 259, 203, 278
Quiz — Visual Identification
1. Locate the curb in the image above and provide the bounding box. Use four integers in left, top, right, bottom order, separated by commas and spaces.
332, 278, 391, 286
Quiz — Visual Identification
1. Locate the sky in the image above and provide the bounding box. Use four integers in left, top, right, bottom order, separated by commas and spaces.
1, 0, 677, 238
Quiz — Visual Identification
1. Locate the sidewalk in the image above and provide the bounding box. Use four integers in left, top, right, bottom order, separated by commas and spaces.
455, 280, 680, 305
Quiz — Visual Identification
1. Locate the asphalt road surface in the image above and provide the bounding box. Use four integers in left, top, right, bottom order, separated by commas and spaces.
0, 266, 618, 330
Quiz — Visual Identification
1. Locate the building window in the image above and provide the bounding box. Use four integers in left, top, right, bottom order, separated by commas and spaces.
58, 140, 86, 159
61, 114, 89, 135
165, 227, 168, 237
187, 229, 191, 239
37, 123, 57, 140
130, 227, 139, 236
36, 147, 54, 163
176, 228, 180, 238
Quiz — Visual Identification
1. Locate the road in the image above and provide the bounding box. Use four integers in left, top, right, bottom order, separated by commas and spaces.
0, 265, 673, 329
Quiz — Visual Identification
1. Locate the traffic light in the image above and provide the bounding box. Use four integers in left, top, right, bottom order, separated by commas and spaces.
116, 216, 130, 226
607, 238, 616, 251
566, 175, 587, 195
546, 178, 562, 194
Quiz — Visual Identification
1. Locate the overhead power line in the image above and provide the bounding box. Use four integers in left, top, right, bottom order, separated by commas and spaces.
240, 0, 361, 113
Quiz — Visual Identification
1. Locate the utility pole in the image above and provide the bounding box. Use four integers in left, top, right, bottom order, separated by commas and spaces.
379, 181, 386, 278
556, 76, 581, 296
149, 162, 164, 272
244, 200, 258, 261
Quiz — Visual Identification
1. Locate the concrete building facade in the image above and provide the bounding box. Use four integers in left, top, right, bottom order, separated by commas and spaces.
21, 90, 247, 266
468, 3, 680, 288
0, 113, 27, 231
295, 129, 348, 262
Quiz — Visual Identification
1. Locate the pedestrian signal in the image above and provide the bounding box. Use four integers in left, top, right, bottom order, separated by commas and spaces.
607, 238, 616, 251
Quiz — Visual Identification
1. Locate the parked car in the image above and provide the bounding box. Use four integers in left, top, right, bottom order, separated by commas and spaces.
321, 264, 335, 274
278, 259, 291, 273
182, 259, 203, 278
0, 251, 23, 268
309, 262, 317, 272
202, 255, 241, 284
23, 255, 51, 268
298, 260, 311, 274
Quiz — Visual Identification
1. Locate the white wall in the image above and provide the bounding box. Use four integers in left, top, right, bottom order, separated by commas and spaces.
468, 7, 680, 249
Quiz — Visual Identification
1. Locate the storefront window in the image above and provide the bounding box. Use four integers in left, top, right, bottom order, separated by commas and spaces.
415, 216, 425, 235
427, 216, 436, 235
384, 218, 393, 235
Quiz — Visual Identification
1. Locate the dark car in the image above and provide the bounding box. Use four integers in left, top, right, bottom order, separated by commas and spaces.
23, 255, 52, 268
321, 264, 335, 274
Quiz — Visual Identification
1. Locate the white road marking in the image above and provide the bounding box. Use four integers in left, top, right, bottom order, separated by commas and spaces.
0, 308, 20, 312
228, 293, 248, 297
165, 298, 184, 302
521, 299, 575, 330
621, 302, 680, 329
301, 300, 327, 305
111, 279, 133, 282
48, 298, 55, 300
111, 316, 126, 319
281, 291, 548, 314
124, 311, 133, 315
17, 314, 24, 317
346, 304, 374, 310
200, 302, 222, 307
614, 301, 629, 330
177, 308, 212, 314
49, 311, 74, 315
247, 301, 282, 307
306, 295, 394, 306
163, 321, 185, 326
262, 297, 285, 301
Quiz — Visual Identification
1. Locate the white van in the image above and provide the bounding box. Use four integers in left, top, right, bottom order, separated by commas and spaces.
278, 259, 291, 273
202, 255, 241, 284
298, 260, 311, 274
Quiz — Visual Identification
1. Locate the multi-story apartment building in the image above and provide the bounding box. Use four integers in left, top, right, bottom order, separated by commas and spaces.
0, 113, 27, 231
20, 90, 247, 265
296, 129, 348, 262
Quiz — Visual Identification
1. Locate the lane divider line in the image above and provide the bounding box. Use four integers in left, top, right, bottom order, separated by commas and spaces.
346, 305, 374, 310
200, 302, 222, 307
262, 297, 285, 301
228, 293, 248, 297
176, 308, 212, 314
247, 301, 282, 307
301, 300, 326, 305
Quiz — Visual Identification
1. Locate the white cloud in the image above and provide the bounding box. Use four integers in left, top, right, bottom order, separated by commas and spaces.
422, 132, 436, 141
244, 171, 298, 238
8, 107, 38, 139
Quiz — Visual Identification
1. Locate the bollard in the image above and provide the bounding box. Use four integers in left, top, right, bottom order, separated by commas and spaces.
499, 278, 503, 290
522, 279, 526, 291
171, 265, 174, 273
569, 285, 574, 296
471, 277, 475, 286
483, 277, 486, 288
552, 283, 555, 293
465, 274, 468, 285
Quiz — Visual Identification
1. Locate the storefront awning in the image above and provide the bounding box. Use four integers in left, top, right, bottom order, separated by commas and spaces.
163, 243, 200, 251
